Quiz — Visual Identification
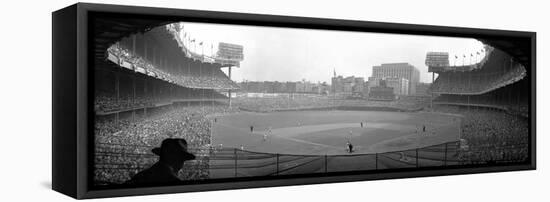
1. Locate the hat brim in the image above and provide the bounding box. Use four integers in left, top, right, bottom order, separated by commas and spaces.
152, 147, 196, 160
185, 152, 196, 160
152, 148, 161, 156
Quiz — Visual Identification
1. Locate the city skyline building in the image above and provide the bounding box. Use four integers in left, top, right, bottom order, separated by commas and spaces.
372, 63, 420, 95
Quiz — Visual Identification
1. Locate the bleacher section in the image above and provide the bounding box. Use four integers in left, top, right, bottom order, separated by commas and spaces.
431, 47, 526, 95
428, 44, 529, 117
106, 43, 239, 90
95, 23, 245, 115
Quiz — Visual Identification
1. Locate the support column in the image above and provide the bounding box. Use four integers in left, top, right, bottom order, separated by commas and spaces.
132, 75, 136, 122
324, 154, 328, 173
444, 143, 448, 166
416, 149, 419, 168
228, 66, 232, 107
517, 88, 521, 111
469, 71, 471, 93
430, 72, 434, 110
115, 72, 120, 105
144, 78, 148, 116
200, 62, 203, 108
467, 95, 470, 111
133, 75, 136, 106
234, 148, 238, 177
276, 154, 280, 175
153, 47, 156, 67
132, 35, 136, 55
212, 66, 215, 107
375, 153, 378, 170
144, 39, 147, 61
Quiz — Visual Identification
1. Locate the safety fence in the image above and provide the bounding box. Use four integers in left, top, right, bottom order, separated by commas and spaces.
207, 141, 462, 178
94, 141, 528, 185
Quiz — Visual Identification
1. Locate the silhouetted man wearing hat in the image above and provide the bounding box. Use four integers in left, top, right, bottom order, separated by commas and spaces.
125, 138, 196, 185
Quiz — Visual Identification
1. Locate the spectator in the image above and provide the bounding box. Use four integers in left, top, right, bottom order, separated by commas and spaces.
125, 138, 196, 185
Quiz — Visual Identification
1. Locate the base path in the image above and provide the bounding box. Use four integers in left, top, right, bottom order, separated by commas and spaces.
211, 110, 460, 155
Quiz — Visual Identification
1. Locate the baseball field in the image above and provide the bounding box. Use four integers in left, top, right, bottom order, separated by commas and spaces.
206, 110, 462, 178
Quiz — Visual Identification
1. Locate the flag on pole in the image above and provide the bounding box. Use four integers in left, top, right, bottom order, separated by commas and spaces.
455, 55, 458, 59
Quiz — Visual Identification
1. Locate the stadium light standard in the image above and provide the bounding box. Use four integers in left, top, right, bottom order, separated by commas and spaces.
199, 41, 204, 109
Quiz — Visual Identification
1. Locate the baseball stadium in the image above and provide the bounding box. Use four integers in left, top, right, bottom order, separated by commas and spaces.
92, 16, 530, 186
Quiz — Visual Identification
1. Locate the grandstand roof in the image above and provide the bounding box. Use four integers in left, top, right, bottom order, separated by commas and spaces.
94, 17, 241, 68
92, 15, 530, 73
478, 38, 531, 70
93, 17, 173, 60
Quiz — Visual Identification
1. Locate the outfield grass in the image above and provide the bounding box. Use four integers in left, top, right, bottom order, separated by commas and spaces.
211, 110, 461, 155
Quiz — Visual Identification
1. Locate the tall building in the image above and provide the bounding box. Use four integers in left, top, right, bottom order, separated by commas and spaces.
285, 82, 297, 93
331, 75, 365, 97
296, 81, 316, 93
385, 77, 409, 96
331, 75, 344, 94
368, 80, 395, 101
372, 63, 420, 95
239, 80, 328, 94
273, 81, 287, 93
352, 77, 365, 93
367, 76, 381, 89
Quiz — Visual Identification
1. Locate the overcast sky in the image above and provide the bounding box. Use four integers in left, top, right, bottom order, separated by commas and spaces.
179, 22, 484, 83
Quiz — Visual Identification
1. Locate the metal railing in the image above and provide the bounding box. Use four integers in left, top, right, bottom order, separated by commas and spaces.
205, 141, 462, 178
94, 140, 528, 184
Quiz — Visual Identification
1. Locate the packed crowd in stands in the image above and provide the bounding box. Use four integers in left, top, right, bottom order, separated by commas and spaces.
175, 72, 240, 89
232, 94, 430, 112
429, 46, 530, 163
431, 45, 526, 95
107, 43, 173, 81
106, 43, 239, 91
94, 92, 155, 112
232, 96, 333, 112
434, 106, 529, 164
435, 93, 528, 117
94, 88, 229, 113
343, 96, 430, 110
94, 105, 239, 184
431, 62, 526, 94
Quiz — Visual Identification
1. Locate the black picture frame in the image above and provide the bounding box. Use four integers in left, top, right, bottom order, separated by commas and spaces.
52, 3, 536, 199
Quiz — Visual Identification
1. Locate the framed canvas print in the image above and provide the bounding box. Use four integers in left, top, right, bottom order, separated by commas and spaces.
52, 3, 536, 199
